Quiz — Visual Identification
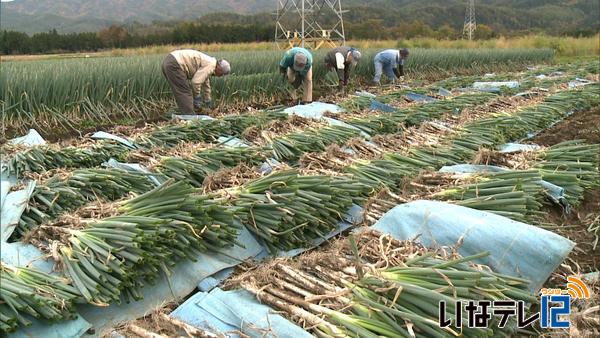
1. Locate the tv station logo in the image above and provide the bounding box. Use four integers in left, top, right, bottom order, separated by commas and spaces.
438, 276, 592, 330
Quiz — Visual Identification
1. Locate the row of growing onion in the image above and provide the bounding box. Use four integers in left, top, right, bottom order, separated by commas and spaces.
2, 48, 555, 135
2, 82, 597, 333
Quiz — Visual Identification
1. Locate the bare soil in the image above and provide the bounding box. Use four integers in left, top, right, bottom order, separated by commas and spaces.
544, 188, 600, 275
530, 106, 600, 146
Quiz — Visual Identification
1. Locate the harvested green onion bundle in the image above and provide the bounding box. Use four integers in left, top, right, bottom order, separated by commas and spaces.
434, 170, 545, 223
345, 114, 405, 135
138, 111, 290, 149
15, 168, 156, 239
335, 253, 536, 337
28, 180, 239, 305
228, 170, 367, 253
345, 158, 418, 190
238, 232, 536, 338
339, 95, 385, 112
532, 140, 600, 205
135, 119, 232, 148
153, 146, 268, 187
223, 110, 288, 136
4, 141, 128, 178
403, 92, 496, 126
0, 263, 83, 333
270, 125, 361, 162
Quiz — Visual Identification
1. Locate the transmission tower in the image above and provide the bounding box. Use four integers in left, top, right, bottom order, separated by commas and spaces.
462, 0, 476, 40
275, 0, 346, 50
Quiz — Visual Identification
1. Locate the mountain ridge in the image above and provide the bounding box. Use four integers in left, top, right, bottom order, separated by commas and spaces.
1, 0, 598, 34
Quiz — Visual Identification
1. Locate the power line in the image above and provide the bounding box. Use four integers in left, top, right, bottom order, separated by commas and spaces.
275, 0, 346, 50
463, 0, 476, 40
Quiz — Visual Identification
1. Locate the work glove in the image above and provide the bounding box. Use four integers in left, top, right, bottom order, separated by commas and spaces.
399, 76, 405, 83
193, 96, 202, 109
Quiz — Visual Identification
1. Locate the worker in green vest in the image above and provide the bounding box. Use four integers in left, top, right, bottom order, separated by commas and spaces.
279, 47, 313, 103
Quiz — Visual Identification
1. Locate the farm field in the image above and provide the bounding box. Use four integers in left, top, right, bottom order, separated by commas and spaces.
1, 48, 557, 139
1, 53, 599, 337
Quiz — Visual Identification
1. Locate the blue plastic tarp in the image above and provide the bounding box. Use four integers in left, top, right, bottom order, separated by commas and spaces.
499, 143, 541, 153
171, 288, 311, 338
91, 131, 137, 149
1, 181, 35, 243
8, 129, 46, 146
369, 100, 396, 112
105, 159, 162, 186
473, 81, 520, 89
354, 90, 376, 98
438, 87, 452, 97
217, 136, 250, 148
9, 317, 92, 338
568, 78, 593, 88
172, 114, 215, 121
283, 102, 344, 119
405, 92, 437, 103
371, 200, 574, 292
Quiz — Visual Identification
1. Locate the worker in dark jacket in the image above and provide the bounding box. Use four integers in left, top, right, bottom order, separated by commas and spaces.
161, 49, 231, 115
279, 47, 313, 103
325, 46, 362, 88
372, 48, 409, 85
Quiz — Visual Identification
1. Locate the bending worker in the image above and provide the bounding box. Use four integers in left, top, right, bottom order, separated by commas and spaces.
325, 46, 362, 88
162, 49, 231, 115
279, 47, 313, 103
372, 48, 409, 85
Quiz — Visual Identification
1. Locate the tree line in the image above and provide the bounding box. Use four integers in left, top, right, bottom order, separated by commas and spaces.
0, 18, 592, 55
1, 23, 273, 55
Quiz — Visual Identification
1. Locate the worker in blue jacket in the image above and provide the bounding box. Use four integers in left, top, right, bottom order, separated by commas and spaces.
279, 47, 313, 103
372, 48, 409, 85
